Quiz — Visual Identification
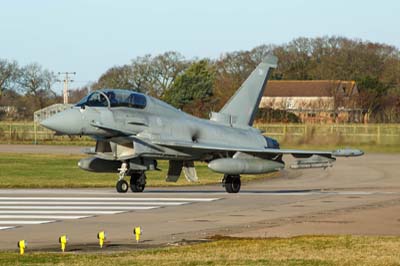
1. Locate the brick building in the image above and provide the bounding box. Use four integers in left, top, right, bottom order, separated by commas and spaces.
259, 80, 362, 123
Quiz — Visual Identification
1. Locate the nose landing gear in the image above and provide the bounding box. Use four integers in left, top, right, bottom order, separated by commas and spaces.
116, 162, 129, 193
116, 162, 147, 193
116, 180, 129, 193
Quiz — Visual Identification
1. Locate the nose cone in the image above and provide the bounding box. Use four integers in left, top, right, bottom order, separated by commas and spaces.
40, 108, 83, 135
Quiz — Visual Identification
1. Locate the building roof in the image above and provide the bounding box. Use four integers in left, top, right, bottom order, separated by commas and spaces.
264, 80, 357, 97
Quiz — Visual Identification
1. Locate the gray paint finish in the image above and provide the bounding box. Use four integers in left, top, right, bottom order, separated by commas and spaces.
40, 55, 363, 193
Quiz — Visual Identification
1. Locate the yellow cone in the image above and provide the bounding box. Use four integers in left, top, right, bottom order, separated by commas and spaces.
59, 235, 68, 252
133, 227, 141, 243
17, 240, 26, 255
97, 231, 106, 248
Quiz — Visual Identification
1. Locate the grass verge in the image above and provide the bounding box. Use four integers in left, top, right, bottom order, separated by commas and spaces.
0, 153, 274, 188
1, 236, 400, 266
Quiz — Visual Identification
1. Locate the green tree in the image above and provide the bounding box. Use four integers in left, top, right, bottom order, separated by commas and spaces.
164, 60, 215, 116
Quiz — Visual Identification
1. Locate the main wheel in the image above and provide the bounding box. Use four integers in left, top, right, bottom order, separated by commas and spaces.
116, 180, 129, 193
223, 174, 241, 193
130, 172, 146, 193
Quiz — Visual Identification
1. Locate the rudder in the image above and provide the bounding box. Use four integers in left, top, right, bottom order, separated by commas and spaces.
219, 54, 278, 126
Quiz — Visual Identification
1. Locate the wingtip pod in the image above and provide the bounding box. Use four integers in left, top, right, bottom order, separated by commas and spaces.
332, 149, 364, 157
262, 54, 278, 68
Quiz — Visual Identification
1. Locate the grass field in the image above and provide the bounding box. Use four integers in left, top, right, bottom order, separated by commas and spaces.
0, 153, 273, 188
1, 236, 399, 266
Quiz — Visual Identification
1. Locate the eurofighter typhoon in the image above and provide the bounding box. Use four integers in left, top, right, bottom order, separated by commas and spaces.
41, 55, 363, 193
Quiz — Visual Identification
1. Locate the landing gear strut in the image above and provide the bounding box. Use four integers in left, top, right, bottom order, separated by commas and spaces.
130, 171, 146, 192
222, 174, 241, 193
116, 162, 129, 193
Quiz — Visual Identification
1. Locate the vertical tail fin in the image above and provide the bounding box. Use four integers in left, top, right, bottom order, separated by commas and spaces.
219, 54, 278, 126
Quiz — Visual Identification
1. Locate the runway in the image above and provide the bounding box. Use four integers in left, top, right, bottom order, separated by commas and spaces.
0, 196, 218, 231
0, 153, 398, 251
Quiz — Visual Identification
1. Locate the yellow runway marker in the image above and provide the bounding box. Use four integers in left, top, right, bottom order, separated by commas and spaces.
133, 227, 141, 243
59, 235, 68, 252
97, 231, 106, 248
17, 240, 26, 255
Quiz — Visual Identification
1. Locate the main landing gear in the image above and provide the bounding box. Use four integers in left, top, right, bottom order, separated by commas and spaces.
222, 174, 241, 193
130, 172, 146, 192
116, 162, 146, 193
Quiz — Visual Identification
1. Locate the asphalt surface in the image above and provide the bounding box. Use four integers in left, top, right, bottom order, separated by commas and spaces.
0, 145, 399, 252
0, 144, 85, 154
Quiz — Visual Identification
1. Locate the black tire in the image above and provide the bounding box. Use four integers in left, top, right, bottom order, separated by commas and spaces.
116, 180, 129, 193
130, 172, 146, 193
224, 175, 241, 193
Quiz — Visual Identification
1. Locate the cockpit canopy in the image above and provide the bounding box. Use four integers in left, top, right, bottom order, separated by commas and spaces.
75, 89, 147, 109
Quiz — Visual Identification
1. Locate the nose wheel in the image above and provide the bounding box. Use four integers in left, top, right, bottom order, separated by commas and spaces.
116, 162, 129, 193
116, 180, 129, 193
222, 174, 241, 193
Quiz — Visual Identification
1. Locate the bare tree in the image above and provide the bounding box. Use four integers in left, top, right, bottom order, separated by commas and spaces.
91, 51, 189, 97
18, 63, 56, 109
18, 63, 55, 95
69, 86, 89, 103
149, 51, 188, 97
0, 59, 19, 98
91, 65, 136, 91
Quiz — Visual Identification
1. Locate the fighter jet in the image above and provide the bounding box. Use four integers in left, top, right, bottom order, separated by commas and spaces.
41, 55, 363, 193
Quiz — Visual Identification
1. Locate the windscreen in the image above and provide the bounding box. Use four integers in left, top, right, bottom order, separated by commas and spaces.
106, 90, 147, 109
76, 90, 147, 109
75, 91, 108, 107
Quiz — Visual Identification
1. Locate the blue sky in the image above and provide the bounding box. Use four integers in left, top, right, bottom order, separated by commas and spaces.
1, 0, 399, 93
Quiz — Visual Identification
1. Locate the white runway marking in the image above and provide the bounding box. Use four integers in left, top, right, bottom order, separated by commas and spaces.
0, 206, 159, 210
0, 226, 15, 230
0, 197, 220, 202
0, 215, 90, 219
0, 195, 220, 231
0, 210, 123, 215
0, 221, 54, 225
0, 201, 188, 206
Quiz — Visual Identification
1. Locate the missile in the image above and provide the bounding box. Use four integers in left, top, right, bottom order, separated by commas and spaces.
290, 155, 335, 169
208, 158, 284, 175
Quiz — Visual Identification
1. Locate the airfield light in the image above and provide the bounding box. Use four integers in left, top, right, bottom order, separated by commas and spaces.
17, 240, 27, 255
97, 231, 106, 248
133, 227, 141, 243
59, 235, 68, 252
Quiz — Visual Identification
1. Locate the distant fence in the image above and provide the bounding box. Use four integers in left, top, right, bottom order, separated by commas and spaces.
0, 122, 92, 144
255, 123, 400, 145
0, 122, 399, 145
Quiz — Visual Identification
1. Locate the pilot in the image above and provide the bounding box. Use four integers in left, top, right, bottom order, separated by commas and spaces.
107, 91, 118, 106
127, 93, 136, 107
99, 94, 107, 105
